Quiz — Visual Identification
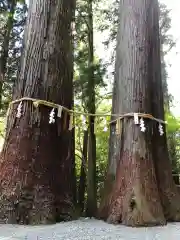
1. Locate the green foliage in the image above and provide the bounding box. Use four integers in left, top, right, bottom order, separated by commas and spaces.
74, 44, 107, 107
74, 0, 107, 109
0, 0, 27, 116
166, 112, 180, 134
165, 111, 180, 172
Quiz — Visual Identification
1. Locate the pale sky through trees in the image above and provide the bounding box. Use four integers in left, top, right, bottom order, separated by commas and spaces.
94, 0, 180, 117
159, 0, 180, 116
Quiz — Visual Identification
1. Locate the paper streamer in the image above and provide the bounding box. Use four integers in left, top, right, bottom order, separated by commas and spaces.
57, 105, 63, 118
68, 114, 73, 130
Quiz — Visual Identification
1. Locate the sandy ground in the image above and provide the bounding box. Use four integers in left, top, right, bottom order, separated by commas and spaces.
0, 218, 180, 240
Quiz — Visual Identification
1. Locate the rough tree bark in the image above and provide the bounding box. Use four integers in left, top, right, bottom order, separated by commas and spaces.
98, 0, 180, 226
86, 0, 97, 217
0, 0, 76, 224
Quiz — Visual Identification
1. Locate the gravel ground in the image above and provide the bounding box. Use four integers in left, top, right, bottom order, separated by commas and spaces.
0, 218, 180, 240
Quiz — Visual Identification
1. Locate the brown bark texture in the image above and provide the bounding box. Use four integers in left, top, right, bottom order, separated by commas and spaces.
0, 0, 76, 224
99, 0, 180, 226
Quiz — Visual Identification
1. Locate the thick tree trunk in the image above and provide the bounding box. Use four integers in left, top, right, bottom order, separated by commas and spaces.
86, 0, 97, 217
99, 0, 168, 226
78, 130, 88, 213
0, 0, 76, 224
150, 0, 180, 221
0, 0, 16, 109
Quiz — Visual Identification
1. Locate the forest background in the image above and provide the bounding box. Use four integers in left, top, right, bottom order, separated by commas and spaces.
0, 0, 180, 218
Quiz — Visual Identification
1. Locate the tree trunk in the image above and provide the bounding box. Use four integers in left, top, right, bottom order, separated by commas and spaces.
99, 0, 168, 226
150, 0, 180, 221
0, 0, 16, 109
0, 0, 76, 224
78, 130, 88, 213
86, 0, 97, 217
